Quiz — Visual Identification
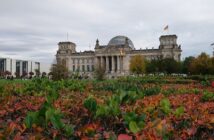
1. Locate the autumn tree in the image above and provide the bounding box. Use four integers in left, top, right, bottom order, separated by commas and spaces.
210, 57, 214, 74
94, 66, 105, 80
50, 63, 69, 81
189, 52, 213, 75
129, 55, 146, 75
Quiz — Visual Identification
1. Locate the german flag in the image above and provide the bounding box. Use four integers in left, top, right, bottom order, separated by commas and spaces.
164, 25, 169, 31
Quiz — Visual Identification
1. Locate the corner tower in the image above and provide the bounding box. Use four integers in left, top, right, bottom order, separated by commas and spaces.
159, 35, 182, 61
56, 41, 76, 66
58, 42, 76, 53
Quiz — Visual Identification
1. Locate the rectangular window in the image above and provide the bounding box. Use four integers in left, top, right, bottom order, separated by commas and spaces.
16, 61, 20, 76
22, 61, 27, 74
91, 65, 94, 71
82, 65, 85, 72
0, 59, 5, 72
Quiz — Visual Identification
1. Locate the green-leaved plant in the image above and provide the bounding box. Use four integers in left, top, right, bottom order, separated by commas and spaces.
123, 112, 146, 134
174, 106, 184, 118
160, 98, 171, 115
84, 96, 97, 113
24, 89, 74, 137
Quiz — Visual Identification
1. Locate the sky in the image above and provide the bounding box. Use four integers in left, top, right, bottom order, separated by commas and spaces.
0, 0, 214, 64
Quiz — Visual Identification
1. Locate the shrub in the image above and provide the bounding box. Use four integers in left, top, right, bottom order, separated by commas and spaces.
201, 91, 214, 102
143, 86, 161, 96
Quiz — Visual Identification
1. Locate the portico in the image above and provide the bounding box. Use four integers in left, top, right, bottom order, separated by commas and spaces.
96, 55, 123, 73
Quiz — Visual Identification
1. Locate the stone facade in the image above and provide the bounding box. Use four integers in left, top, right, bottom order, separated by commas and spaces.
56, 35, 182, 78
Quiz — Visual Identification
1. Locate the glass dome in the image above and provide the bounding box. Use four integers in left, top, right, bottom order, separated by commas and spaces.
108, 36, 135, 49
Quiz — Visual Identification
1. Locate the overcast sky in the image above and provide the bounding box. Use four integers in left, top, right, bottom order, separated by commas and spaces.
0, 0, 214, 64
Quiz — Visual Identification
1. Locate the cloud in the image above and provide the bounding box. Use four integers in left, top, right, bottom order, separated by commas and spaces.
0, 0, 213, 65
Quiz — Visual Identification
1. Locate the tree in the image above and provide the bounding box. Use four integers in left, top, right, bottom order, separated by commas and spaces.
146, 58, 162, 73
129, 55, 146, 75
0, 71, 4, 77
29, 72, 34, 79
35, 69, 41, 77
4, 71, 11, 79
146, 58, 181, 74
50, 63, 69, 81
42, 72, 47, 78
210, 57, 214, 74
22, 71, 28, 78
161, 58, 181, 74
94, 66, 105, 80
15, 72, 20, 78
5, 70, 11, 76
182, 56, 195, 74
189, 52, 213, 75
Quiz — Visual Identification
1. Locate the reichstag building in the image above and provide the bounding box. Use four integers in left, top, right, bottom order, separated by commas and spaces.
56, 35, 182, 78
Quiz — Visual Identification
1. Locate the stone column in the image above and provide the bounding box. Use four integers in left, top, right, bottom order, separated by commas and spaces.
75, 62, 78, 71
80, 63, 82, 72
106, 56, 109, 73
95, 57, 98, 69
111, 56, 115, 73
120, 56, 123, 72
100, 56, 103, 68
117, 56, 120, 73
102, 56, 105, 69
76, 59, 79, 71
